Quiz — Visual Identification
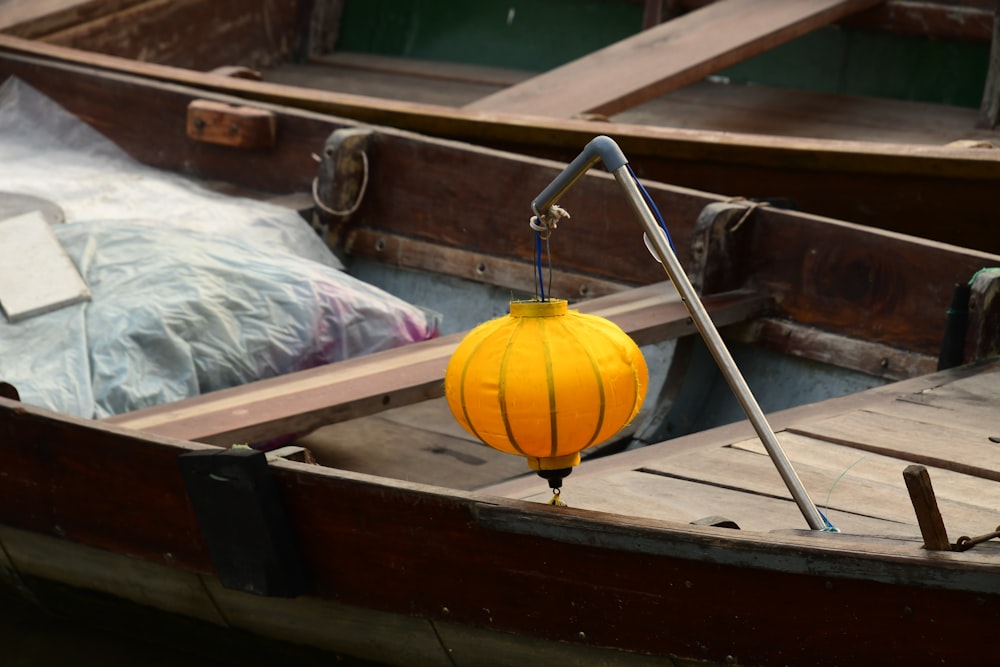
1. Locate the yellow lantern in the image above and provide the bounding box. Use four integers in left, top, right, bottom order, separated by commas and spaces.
444, 298, 647, 500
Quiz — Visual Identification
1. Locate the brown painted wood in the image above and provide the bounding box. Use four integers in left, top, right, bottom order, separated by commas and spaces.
903, 465, 953, 550
739, 209, 997, 356
484, 357, 1000, 496
3, 35, 1000, 257
729, 433, 999, 535
0, 399, 214, 570
297, 401, 532, 490
0, 0, 147, 37
465, 0, 885, 117
186, 99, 276, 148
730, 318, 937, 381
667, 1, 996, 41
345, 229, 629, 299
1, 44, 996, 362
32, 0, 301, 72
788, 402, 1000, 483
6, 359, 1000, 665
104, 287, 769, 444
844, 0, 995, 41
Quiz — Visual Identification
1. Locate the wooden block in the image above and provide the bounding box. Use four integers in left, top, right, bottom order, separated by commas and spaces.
903, 465, 952, 551
186, 99, 276, 149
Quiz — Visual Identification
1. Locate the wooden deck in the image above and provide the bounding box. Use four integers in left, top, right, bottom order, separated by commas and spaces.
300, 357, 1000, 541
264, 52, 994, 147
480, 358, 1000, 538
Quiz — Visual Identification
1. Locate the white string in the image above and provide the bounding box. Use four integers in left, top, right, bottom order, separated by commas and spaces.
312, 151, 370, 217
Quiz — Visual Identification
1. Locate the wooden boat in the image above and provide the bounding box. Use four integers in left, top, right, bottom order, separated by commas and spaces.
1, 42, 1000, 667
2, 0, 1000, 255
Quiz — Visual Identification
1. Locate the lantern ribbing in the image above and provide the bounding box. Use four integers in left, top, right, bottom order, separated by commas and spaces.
445, 299, 647, 474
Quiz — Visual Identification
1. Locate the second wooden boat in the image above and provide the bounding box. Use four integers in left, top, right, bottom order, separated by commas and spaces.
1, 0, 1000, 253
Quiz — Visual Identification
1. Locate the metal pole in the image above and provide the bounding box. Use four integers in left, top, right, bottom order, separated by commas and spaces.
532, 136, 827, 531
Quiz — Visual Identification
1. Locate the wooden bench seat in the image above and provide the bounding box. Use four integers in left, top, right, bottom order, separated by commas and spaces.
465, 0, 884, 118
106, 284, 769, 446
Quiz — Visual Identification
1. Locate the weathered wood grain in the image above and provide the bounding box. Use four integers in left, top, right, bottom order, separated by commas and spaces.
466, 0, 884, 117
788, 406, 1000, 482
3, 32, 1000, 257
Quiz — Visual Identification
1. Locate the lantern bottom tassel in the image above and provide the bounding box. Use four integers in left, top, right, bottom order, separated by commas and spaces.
529, 453, 579, 507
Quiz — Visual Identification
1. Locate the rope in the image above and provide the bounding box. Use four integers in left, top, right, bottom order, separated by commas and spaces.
529, 204, 569, 239
725, 197, 770, 233
311, 151, 370, 217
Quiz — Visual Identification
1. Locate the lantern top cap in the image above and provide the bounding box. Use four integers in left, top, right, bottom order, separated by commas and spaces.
510, 299, 568, 318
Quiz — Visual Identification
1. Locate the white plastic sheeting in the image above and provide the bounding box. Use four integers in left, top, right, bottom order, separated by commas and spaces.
0, 78, 440, 419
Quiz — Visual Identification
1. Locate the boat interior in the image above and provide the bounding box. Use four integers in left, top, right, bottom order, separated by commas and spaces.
0, 0, 999, 548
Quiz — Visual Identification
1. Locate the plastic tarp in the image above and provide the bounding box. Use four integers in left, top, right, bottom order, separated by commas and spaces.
0, 77, 440, 419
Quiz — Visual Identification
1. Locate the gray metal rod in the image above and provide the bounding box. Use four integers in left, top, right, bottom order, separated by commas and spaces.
532, 136, 827, 531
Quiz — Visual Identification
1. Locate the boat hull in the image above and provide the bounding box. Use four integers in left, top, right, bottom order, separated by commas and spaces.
1, 390, 999, 667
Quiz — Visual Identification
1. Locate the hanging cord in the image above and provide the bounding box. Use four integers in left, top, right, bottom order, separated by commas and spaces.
533, 233, 555, 302
529, 205, 569, 301
627, 164, 675, 253
311, 151, 370, 217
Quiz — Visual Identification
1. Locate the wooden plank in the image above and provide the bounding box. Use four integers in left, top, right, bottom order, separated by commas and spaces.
0, 0, 146, 36
787, 406, 1000, 482
614, 79, 985, 145
481, 358, 1000, 498
510, 466, 919, 536
465, 0, 884, 118
104, 287, 769, 445
345, 229, 629, 300
673, 1, 996, 42
36, 0, 301, 72
298, 400, 531, 491
728, 433, 1000, 536
729, 318, 936, 381
903, 464, 953, 550
867, 366, 1000, 432
6, 33, 1000, 260
310, 52, 532, 88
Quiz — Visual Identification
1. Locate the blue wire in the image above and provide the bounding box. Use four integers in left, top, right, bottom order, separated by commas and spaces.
627, 164, 675, 253
535, 231, 546, 302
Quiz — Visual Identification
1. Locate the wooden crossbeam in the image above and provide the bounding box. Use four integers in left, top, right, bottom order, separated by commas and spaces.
105, 286, 769, 446
466, 0, 883, 118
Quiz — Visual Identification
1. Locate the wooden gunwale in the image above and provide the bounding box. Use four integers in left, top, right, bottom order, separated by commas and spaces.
0, 34, 996, 177
3, 30, 1000, 253
2, 42, 991, 362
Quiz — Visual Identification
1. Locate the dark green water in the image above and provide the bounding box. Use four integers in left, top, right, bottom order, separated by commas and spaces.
1, 599, 235, 667
0, 589, 378, 667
